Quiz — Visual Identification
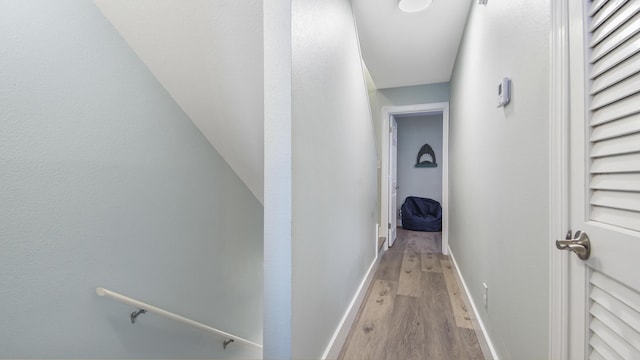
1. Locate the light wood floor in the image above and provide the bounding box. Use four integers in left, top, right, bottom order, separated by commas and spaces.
338, 228, 484, 360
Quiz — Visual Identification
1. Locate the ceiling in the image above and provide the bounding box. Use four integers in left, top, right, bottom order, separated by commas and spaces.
93, 0, 471, 204
94, 0, 264, 203
352, 0, 472, 89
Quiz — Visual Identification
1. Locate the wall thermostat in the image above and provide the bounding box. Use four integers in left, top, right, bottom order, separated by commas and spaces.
497, 77, 511, 107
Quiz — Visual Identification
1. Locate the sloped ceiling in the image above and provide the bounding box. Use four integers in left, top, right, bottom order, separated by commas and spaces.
352, 0, 472, 89
94, 0, 264, 203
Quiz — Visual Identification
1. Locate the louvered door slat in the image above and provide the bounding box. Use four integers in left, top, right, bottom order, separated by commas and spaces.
592, 54, 640, 95
591, 0, 610, 16
590, 271, 640, 358
591, 131, 640, 157
590, 113, 640, 141
591, 71, 640, 110
591, 286, 640, 333
592, 272, 640, 313
590, 350, 608, 360
590, 349, 607, 360
591, 190, 640, 212
590, 92, 640, 126
590, 334, 625, 360
591, 302, 640, 352
591, 32, 640, 77
592, 76, 640, 114
591, 319, 640, 359
591, 173, 640, 192
591, 13, 640, 63
591, 152, 640, 173
591, 54, 640, 94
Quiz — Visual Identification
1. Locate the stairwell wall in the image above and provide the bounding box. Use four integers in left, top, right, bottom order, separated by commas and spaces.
0, 1, 262, 358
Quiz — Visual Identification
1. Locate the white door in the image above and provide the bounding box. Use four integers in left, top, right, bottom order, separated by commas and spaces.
565, 0, 640, 358
389, 117, 398, 246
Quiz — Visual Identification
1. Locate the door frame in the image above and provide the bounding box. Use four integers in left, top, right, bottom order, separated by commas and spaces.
380, 102, 449, 254
389, 117, 398, 247
549, 0, 571, 358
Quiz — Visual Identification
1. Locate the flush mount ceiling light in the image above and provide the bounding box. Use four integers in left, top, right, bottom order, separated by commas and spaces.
398, 0, 433, 13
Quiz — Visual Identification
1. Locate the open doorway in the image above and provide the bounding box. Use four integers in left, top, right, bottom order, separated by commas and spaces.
380, 103, 449, 254
396, 113, 443, 222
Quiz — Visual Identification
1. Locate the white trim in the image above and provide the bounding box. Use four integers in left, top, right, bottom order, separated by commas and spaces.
388, 117, 397, 247
375, 223, 380, 256
448, 247, 500, 360
381, 103, 450, 254
442, 105, 449, 256
567, 0, 590, 356
321, 252, 382, 360
549, 0, 571, 359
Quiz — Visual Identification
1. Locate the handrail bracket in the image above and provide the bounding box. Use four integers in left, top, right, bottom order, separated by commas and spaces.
130, 308, 147, 324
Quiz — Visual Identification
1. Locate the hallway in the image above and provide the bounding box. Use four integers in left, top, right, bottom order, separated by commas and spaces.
1, 0, 567, 357
339, 229, 485, 360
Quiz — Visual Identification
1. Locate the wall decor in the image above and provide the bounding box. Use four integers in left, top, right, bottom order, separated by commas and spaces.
415, 143, 437, 168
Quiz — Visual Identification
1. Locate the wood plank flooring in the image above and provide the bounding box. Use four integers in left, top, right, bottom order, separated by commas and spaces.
340, 280, 398, 360
338, 228, 484, 360
397, 247, 421, 297
441, 259, 474, 329
422, 253, 442, 273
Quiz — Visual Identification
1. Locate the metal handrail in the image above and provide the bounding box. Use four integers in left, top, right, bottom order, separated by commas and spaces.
96, 287, 262, 349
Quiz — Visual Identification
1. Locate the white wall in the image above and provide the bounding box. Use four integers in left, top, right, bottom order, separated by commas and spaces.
449, 1, 550, 358
397, 114, 443, 216
291, 0, 378, 358
94, 0, 265, 203
0, 1, 262, 358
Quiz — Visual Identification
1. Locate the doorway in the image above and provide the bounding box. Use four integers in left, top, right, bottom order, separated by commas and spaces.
395, 113, 444, 225
380, 102, 449, 254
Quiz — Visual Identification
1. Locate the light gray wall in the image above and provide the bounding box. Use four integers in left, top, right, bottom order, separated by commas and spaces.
370, 82, 450, 160
397, 114, 443, 216
449, 1, 550, 359
0, 1, 262, 358
291, 0, 378, 358
263, 0, 293, 357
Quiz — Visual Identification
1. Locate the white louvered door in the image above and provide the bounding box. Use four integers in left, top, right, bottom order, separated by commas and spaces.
567, 0, 640, 359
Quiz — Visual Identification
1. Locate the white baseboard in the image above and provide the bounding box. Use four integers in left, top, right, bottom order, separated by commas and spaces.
321, 253, 381, 360
448, 246, 500, 360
